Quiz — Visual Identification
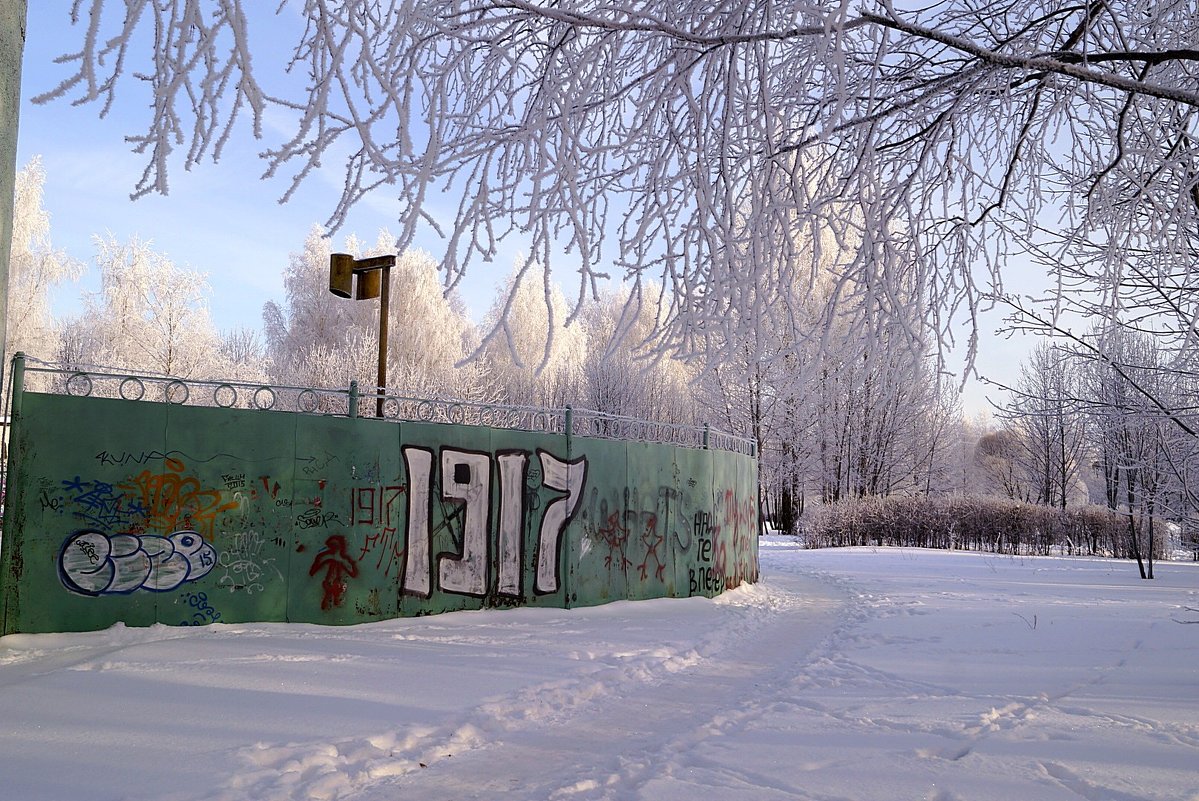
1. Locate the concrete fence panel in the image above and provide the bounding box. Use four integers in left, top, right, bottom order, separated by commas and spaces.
0, 366, 758, 635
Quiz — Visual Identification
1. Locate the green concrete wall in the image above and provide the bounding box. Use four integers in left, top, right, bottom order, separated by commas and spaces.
0, 390, 758, 634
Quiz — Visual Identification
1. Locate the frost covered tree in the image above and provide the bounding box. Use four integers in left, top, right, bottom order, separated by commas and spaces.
681, 199, 966, 526
770, 228, 963, 505
578, 286, 696, 423
808, 337, 955, 503
1078, 329, 1188, 578
219, 326, 267, 381
263, 226, 375, 389
264, 226, 483, 399
5, 157, 80, 364
998, 344, 1087, 508
974, 428, 1034, 503
384, 247, 489, 401
480, 260, 587, 407
0, 3, 24, 377
61, 235, 223, 378
32, 1, 1199, 370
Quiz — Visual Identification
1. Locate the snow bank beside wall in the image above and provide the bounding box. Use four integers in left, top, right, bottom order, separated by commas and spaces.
0, 392, 757, 634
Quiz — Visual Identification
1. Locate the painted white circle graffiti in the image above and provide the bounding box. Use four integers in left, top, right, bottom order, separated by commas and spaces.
59, 529, 218, 596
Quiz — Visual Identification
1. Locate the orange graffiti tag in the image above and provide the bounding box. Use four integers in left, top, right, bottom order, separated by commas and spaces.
120, 457, 238, 538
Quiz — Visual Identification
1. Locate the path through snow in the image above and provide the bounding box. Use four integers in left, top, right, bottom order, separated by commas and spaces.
1, 541, 1197, 801
305, 571, 846, 801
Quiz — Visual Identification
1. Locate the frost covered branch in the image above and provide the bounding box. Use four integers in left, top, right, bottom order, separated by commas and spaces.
36, 0, 268, 198
32, 0, 1199, 370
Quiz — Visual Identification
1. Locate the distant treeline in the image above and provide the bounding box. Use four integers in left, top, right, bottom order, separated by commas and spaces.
803, 496, 1169, 560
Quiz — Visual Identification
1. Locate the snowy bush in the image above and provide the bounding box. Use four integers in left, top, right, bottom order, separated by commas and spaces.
804, 496, 1164, 560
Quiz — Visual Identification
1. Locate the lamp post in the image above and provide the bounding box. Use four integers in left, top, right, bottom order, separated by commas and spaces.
329, 253, 395, 417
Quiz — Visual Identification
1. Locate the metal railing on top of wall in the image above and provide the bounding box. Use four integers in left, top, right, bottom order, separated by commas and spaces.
11, 355, 758, 457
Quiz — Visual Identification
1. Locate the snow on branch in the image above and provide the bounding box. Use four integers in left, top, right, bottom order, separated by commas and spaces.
32, 0, 1199, 371
37, 0, 268, 198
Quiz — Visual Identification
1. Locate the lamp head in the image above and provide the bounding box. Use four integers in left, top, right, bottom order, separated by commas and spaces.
329, 253, 354, 298
355, 268, 382, 300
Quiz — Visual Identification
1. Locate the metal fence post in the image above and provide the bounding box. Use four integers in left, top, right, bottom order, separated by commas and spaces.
348, 380, 359, 419
9, 351, 24, 420
2, 352, 25, 557
564, 404, 574, 456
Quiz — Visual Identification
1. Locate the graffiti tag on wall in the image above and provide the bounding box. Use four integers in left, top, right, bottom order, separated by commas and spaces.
575, 482, 757, 598
59, 529, 217, 595
309, 534, 359, 609
393, 447, 587, 600
119, 457, 239, 537
216, 530, 282, 594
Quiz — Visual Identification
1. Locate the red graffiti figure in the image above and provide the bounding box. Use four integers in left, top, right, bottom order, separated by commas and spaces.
308, 534, 359, 610
635, 514, 666, 582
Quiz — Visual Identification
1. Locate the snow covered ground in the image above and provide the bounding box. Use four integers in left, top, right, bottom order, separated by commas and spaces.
2, 539, 1197, 801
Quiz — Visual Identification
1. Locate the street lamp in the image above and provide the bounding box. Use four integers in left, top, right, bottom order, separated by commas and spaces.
329, 253, 395, 417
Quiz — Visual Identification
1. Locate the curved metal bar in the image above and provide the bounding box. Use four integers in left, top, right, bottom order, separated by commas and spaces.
252, 386, 276, 410
214, 383, 238, 408
164, 380, 190, 405
66, 372, 94, 397
119, 377, 145, 401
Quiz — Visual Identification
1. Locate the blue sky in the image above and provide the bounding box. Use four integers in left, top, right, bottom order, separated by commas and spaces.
16, 3, 1027, 416
17, 4, 510, 329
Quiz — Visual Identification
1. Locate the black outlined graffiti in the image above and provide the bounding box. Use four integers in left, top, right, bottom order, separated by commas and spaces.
438, 449, 492, 596
401, 446, 435, 598
393, 446, 587, 600
535, 450, 587, 594
496, 451, 529, 597
59, 529, 217, 596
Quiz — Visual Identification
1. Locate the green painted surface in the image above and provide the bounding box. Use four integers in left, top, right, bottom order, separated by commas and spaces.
0, 390, 758, 634
568, 436, 630, 607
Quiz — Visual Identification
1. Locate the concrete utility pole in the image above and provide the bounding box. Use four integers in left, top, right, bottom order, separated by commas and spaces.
0, 1, 27, 385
